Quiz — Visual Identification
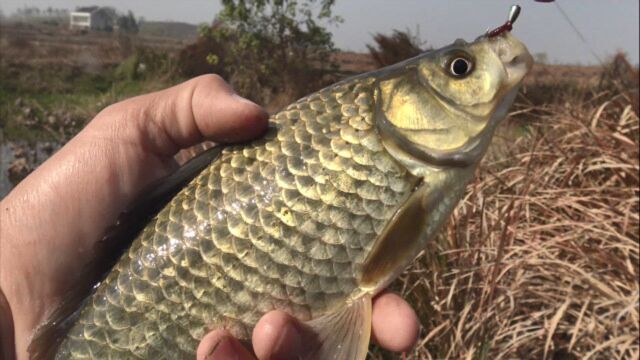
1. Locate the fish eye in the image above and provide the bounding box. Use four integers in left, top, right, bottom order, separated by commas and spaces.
448, 57, 473, 78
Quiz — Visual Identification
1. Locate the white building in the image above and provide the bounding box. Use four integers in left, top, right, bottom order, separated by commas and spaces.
69, 6, 112, 31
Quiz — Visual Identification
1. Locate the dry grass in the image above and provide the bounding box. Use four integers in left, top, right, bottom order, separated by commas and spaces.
375, 65, 639, 359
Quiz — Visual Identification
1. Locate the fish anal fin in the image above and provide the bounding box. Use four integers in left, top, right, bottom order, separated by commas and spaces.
302, 295, 372, 360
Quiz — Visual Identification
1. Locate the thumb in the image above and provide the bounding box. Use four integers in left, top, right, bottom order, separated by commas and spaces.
92, 74, 269, 157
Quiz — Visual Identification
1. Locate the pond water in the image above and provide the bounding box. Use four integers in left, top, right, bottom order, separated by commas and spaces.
0, 142, 61, 199
0, 144, 13, 198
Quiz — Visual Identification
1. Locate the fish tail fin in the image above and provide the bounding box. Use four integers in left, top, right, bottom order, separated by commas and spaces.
302, 294, 372, 360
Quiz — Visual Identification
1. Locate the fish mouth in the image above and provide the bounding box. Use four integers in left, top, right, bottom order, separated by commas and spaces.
488, 32, 534, 88
505, 53, 533, 83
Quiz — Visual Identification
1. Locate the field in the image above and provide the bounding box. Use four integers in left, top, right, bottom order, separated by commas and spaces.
1, 23, 638, 359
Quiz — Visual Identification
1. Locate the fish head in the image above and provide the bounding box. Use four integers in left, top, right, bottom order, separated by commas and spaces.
360, 32, 533, 292
375, 31, 533, 169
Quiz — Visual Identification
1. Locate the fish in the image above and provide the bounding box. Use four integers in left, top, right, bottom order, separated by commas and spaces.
31, 15, 533, 360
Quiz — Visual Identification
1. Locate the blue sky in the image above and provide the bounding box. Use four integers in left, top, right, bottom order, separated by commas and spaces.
2, 1, 638, 65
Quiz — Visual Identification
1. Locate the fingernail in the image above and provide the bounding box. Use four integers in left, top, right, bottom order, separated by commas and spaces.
232, 93, 258, 106
232, 94, 269, 118
271, 322, 304, 360
206, 336, 239, 360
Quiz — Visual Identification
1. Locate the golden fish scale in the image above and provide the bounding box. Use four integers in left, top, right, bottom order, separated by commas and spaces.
56, 78, 417, 359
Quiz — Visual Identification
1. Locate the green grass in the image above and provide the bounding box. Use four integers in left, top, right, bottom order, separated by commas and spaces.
0, 60, 181, 143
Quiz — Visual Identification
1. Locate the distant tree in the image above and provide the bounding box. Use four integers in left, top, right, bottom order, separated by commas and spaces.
534, 52, 549, 64
201, 0, 342, 103
117, 10, 139, 34
367, 29, 425, 68
100, 7, 118, 31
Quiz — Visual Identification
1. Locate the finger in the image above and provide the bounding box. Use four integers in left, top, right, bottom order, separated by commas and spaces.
371, 292, 420, 352
197, 330, 255, 360
252, 310, 306, 360
95, 74, 269, 156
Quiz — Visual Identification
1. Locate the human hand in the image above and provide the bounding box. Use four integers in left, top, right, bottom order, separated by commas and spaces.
0, 75, 419, 360
197, 291, 419, 360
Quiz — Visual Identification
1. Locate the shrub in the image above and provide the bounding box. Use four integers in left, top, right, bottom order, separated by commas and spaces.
367, 29, 425, 68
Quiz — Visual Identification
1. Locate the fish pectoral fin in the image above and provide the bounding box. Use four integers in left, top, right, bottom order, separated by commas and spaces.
301, 294, 372, 360
360, 182, 436, 289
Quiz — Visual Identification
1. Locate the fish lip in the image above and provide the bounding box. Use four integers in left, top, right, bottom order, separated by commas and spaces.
486, 33, 534, 86
505, 53, 534, 84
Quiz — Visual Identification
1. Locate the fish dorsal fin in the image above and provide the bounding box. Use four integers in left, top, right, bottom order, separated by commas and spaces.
28, 145, 223, 360
302, 295, 372, 360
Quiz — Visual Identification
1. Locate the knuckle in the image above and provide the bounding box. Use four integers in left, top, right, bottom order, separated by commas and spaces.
94, 101, 127, 124
97, 96, 146, 123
